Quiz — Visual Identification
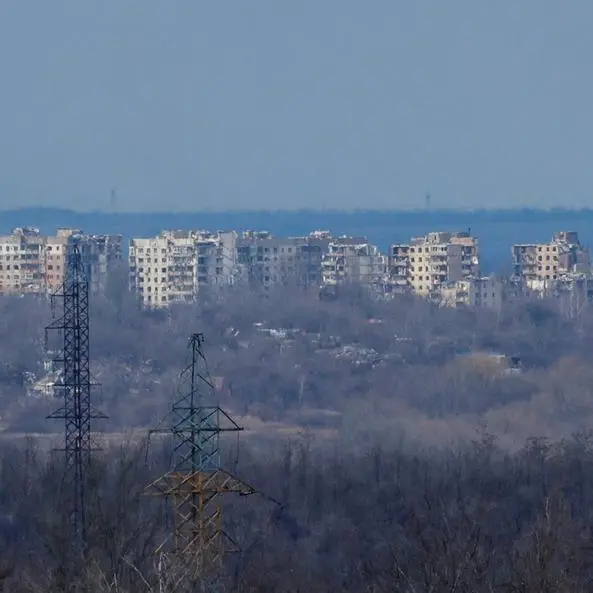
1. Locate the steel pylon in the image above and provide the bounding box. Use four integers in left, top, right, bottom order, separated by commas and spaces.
147, 333, 256, 588
46, 240, 107, 555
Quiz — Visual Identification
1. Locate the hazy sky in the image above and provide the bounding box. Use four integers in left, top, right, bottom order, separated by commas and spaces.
0, 1, 592, 212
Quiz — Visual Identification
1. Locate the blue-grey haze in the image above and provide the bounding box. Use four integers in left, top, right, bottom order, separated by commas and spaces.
0, 1, 592, 211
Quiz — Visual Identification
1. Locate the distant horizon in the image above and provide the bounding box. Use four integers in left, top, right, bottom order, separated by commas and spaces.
3, 205, 593, 216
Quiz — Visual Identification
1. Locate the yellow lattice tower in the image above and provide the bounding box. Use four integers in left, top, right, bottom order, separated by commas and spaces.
147, 333, 256, 587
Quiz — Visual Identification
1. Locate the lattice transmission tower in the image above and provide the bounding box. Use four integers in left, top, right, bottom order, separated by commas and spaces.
147, 332, 256, 587
46, 239, 107, 555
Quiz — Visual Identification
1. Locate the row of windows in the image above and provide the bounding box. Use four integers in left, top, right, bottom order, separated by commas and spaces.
409, 256, 449, 263
141, 294, 168, 303
0, 264, 61, 272
409, 246, 450, 253
0, 245, 63, 252
132, 257, 167, 264
411, 266, 447, 273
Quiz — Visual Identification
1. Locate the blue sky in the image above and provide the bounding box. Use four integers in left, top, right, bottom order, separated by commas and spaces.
0, 1, 592, 212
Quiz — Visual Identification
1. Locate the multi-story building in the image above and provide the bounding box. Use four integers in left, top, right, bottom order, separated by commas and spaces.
523, 273, 590, 319
0, 230, 26, 294
511, 231, 590, 291
237, 230, 330, 290
18, 227, 46, 293
0, 227, 122, 296
0, 227, 66, 295
438, 276, 503, 311
74, 232, 124, 294
321, 236, 385, 287
129, 235, 169, 307
195, 231, 237, 290
44, 229, 71, 293
129, 230, 237, 307
388, 231, 479, 296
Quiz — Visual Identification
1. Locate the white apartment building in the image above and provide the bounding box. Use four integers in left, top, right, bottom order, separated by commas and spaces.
439, 276, 503, 312
129, 230, 237, 308
0, 227, 66, 295
0, 232, 25, 294
321, 236, 385, 287
389, 231, 479, 296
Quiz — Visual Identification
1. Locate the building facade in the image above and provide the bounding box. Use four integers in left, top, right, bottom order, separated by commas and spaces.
321, 236, 385, 287
74, 232, 124, 294
237, 231, 330, 290
0, 227, 121, 296
512, 231, 590, 290
438, 276, 503, 311
388, 231, 479, 296
129, 230, 237, 307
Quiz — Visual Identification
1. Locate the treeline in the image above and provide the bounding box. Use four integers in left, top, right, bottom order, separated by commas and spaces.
1, 434, 593, 591
1, 275, 593, 447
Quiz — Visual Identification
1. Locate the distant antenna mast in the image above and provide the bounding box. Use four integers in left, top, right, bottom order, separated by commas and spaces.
109, 188, 117, 212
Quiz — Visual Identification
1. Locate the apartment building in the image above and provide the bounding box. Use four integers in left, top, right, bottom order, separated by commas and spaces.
512, 231, 590, 291
75, 232, 124, 294
196, 231, 237, 289
44, 229, 71, 293
439, 276, 503, 311
0, 230, 27, 294
321, 236, 385, 287
237, 230, 330, 290
523, 273, 591, 318
129, 230, 237, 307
388, 231, 479, 296
0, 227, 122, 296
0, 227, 71, 295
129, 235, 169, 307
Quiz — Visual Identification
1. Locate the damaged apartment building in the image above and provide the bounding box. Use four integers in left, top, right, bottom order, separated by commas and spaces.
511, 231, 592, 317
320, 236, 386, 291
129, 230, 237, 308
0, 227, 122, 296
236, 230, 331, 290
387, 231, 502, 310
